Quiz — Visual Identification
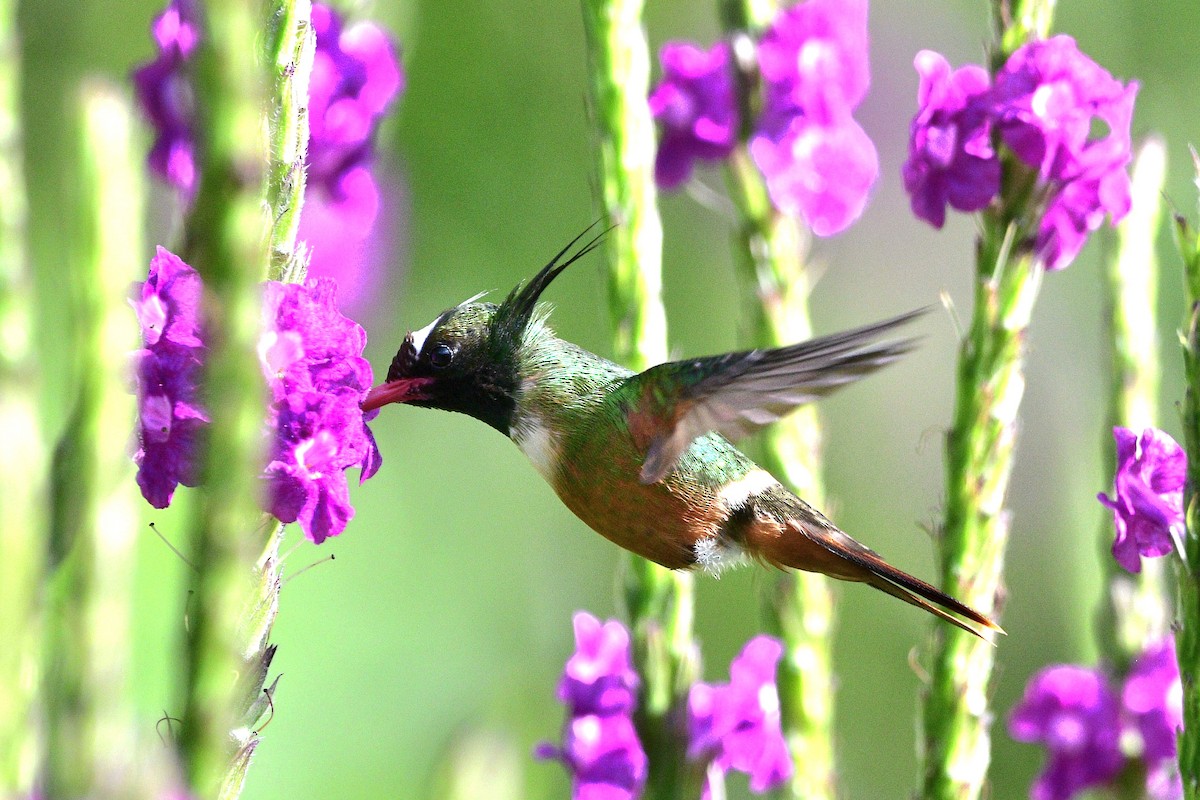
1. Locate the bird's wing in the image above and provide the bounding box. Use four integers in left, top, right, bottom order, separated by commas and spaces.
623, 309, 925, 484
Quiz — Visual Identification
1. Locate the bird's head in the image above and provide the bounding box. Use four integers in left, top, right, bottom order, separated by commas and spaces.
361, 225, 608, 434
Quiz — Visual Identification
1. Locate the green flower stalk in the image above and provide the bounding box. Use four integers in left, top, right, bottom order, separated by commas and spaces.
919, 4, 1056, 799
266, 0, 315, 282
1174, 150, 1200, 800
717, 3, 836, 797
0, 0, 43, 792
1097, 137, 1169, 678
725, 147, 835, 800
176, 0, 312, 794
919, 173, 1042, 800
581, 1, 701, 797
43, 83, 144, 798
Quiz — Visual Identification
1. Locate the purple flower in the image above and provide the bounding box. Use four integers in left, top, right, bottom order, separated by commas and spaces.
557, 612, 640, 716
298, 165, 403, 323
132, 0, 200, 192
134, 343, 208, 508
901, 50, 1000, 228
993, 35, 1137, 270
260, 278, 382, 543
130, 248, 381, 542
902, 36, 1136, 270
132, 0, 404, 269
748, 0, 878, 235
688, 636, 791, 794
1009, 665, 1124, 800
648, 0, 877, 233
536, 714, 647, 800
648, 41, 738, 189
132, 247, 208, 508
1122, 638, 1183, 767
538, 612, 646, 800
1098, 427, 1185, 573
307, 3, 403, 195
992, 36, 1135, 184
133, 246, 205, 348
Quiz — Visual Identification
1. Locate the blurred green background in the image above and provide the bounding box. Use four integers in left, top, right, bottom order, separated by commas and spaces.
17, 0, 1200, 797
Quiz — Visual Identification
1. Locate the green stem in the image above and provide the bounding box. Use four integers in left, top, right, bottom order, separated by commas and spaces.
266, 0, 315, 282
918, 8, 1054, 799
580, 1, 701, 797
1175, 151, 1200, 800
44, 83, 144, 798
0, 0, 43, 792
177, 0, 273, 794
715, 34, 840, 800
178, 0, 311, 795
718, 0, 837, 790
728, 145, 836, 800
920, 204, 1041, 800
1097, 137, 1169, 680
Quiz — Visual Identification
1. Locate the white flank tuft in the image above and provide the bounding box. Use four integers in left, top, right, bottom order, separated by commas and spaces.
693, 536, 745, 577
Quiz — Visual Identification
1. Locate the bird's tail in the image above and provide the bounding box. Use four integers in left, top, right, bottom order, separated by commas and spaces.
744, 513, 1003, 642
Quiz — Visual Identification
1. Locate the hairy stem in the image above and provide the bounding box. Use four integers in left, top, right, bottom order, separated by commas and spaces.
266, 0, 315, 282
918, 7, 1054, 798
581, 1, 701, 797
1175, 151, 1200, 800
718, 1, 837, 795
177, 0, 273, 793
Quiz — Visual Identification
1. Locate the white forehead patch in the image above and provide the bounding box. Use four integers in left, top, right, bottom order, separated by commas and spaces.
408, 292, 488, 356
409, 317, 439, 355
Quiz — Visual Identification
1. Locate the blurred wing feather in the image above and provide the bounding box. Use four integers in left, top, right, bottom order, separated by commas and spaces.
630, 309, 926, 483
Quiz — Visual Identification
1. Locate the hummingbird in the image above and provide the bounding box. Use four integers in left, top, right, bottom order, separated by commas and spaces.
363, 229, 1000, 640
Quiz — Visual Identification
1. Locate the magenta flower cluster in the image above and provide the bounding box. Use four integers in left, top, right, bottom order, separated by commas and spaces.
538, 613, 790, 799
133, 247, 208, 508
1098, 427, 1186, 573
259, 279, 383, 543
298, 3, 403, 312
688, 636, 792, 796
1009, 638, 1182, 800
132, 0, 200, 191
536, 612, 647, 800
649, 0, 878, 236
133, 1, 402, 313
131, 248, 381, 543
903, 35, 1137, 270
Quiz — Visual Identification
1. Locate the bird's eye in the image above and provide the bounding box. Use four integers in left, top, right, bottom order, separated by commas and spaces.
429, 343, 454, 368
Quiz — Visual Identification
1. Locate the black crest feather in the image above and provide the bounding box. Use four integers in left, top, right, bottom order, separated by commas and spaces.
494, 221, 611, 349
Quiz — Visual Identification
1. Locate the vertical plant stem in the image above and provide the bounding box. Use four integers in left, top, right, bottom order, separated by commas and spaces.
1097, 137, 1168, 678
727, 7, 834, 800
580, 1, 700, 797
1175, 150, 1200, 800
920, 208, 1041, 800
727, 145, 835, 800
177, 0, 273, 794
179, 0, 312, 795
266, 0, 315, 282
718, 2, 836, 795
919, 7, 1053, 799
0, 0, 43, 793
44, 83, 144, 798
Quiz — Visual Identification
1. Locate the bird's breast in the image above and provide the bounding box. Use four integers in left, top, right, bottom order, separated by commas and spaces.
513, 408, 763, 570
